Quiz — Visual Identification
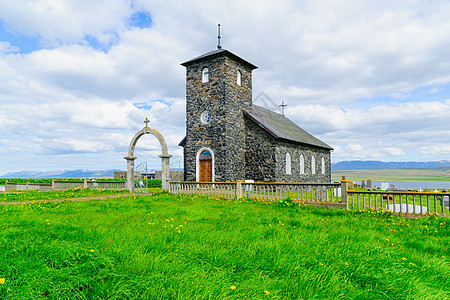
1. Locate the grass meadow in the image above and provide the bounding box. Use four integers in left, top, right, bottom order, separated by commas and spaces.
0, 192, 448, 299
331, 167, 450, 182
0, 188, 130, 203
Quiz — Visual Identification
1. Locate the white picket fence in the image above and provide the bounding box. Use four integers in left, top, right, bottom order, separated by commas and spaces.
169, 181, 343, 204
169, 180, 450, 216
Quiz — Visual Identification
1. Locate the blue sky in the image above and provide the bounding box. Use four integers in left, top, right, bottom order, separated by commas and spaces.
0, 0, 450, 174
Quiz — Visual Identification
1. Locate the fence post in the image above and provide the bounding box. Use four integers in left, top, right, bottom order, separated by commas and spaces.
237, 180, 243, 199
83, 179, 88, 189
52, 179, 55, 191
5, 180, 8, 191
341, 180, 348, 209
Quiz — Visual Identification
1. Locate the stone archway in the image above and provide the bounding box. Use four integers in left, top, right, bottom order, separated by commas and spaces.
124, 121, 172, 192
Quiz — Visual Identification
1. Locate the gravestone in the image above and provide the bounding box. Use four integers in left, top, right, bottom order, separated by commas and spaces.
381, 182, 389, 190
334, 188, 342, 197
347, 181, 355, 190
245, 179, 254, 192
367, 180, 371, 189
442, 195, 449, 208
386, 204, 427, 214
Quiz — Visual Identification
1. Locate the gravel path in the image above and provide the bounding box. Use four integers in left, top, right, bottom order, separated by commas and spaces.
0, 193, 153, 206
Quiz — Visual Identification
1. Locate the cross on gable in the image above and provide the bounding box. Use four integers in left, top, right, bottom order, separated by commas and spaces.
279, 101, 287, 116
144, 118, 150, 127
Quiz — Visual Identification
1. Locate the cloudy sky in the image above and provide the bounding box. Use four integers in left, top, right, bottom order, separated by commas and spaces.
1, 0, 450, 174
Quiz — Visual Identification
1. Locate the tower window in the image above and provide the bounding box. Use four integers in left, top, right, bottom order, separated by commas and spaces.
202, 68, 209, 83
236, 70, 241, 86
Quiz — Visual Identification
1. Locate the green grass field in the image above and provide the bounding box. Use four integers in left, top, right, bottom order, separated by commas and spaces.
0, 193, 448, 299
0, 188, 131, 203
332, 167, 450, 182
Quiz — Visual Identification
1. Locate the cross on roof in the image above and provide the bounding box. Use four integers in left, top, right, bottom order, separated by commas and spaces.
144, 118, 150, 127
279, 101, 287, 116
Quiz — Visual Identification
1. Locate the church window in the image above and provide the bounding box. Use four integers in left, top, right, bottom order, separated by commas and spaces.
237, 70, 241, 86
311, 156, 316, 174
200, 150, 212, 159
200, 110, 211, 124
321, 157, 325, 174
202, 68, 209, 83
286, 153, 291, 175
300, 154, 305, 174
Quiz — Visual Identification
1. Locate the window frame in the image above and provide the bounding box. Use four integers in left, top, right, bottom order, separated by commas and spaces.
202, 67, 209, 83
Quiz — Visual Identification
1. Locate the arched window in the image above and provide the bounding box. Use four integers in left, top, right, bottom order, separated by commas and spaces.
202, 68, 209, 83
321, 157, 325, 175
311, 156, 316, 174
236, 70, 241, 86
200, 150, 212, 159
286, 153, 291, 175
300, 154, 305, 174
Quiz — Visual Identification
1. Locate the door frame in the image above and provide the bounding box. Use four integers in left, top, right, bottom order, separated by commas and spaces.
196, 147, 215, 182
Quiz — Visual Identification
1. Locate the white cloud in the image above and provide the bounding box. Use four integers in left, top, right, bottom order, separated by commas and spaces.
0, 0, 133, 46
1, 0, 450, 173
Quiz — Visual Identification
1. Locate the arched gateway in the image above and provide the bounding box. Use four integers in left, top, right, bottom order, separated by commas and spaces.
124, 119, 172, 192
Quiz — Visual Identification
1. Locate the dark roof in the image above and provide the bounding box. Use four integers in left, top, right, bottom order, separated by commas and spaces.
181, 48, 258, 70
244, 105, 333, 150
178, 136, 186, 147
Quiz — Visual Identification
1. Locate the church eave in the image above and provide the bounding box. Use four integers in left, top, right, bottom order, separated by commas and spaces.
181, 49, 258, 70
243, 110, 280, 139
244, 107, 334, 151
178, 136, 186, 147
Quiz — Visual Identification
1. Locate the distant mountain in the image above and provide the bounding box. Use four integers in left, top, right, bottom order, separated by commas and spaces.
332, 160, 450, 170
0, 169, 122, 178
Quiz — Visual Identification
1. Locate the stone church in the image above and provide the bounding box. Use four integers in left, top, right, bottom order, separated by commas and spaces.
179, 47, 333, 183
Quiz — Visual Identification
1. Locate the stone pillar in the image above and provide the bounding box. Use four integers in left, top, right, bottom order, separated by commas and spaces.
236, 180, 243, 199
367, 180, 372, 190
124, 156, 137, 193
341, 180, 348, 209
159, 154, 172, 191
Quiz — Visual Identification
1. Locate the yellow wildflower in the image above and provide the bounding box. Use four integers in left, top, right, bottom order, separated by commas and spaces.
264, 290, 270, 294
0, 278, 5, 284
90, 249, 95, 252
230, 286, 236, 290
402, 257, 407, 261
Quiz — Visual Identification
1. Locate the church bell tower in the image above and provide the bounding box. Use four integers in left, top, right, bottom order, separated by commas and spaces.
180, 46, 257, 182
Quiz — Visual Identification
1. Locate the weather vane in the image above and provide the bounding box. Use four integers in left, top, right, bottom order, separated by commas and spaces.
217, 24, 222, 49
279, 101, 287, 116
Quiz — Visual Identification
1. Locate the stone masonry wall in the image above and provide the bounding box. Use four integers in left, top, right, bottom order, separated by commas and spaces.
274, 141, 332, 183
245, 116, 332, 183
244, 117, 277, 181
183, 52, 254, 182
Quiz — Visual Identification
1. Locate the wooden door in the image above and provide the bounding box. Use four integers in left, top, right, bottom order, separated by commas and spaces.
199, 159, 212, 182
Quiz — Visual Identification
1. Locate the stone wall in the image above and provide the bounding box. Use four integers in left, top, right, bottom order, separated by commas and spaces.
244, 116, 332, 183
274, 141, 331, 183
244, 117, 277, 181
183, 52, 254, 182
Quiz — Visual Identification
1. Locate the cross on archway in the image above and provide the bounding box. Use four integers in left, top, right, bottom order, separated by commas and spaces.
124, 123, 172, 192
144, 118, 150, 127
